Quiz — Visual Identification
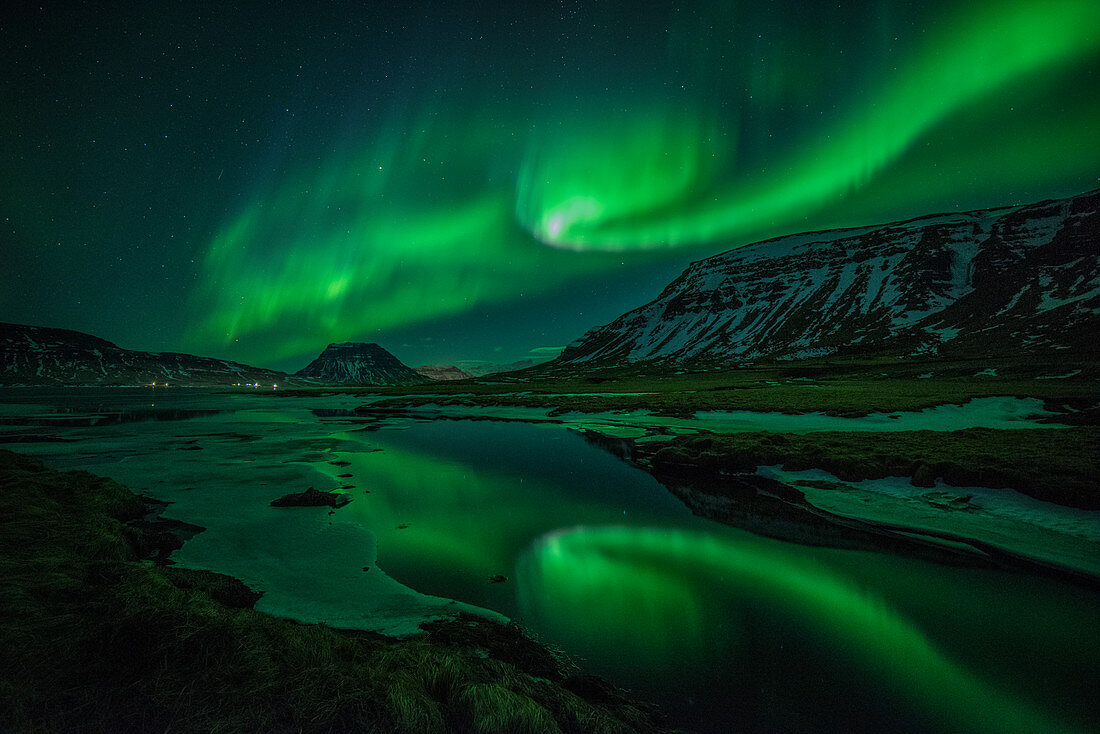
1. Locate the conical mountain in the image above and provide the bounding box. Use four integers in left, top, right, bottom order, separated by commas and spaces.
295, 342, 425, 385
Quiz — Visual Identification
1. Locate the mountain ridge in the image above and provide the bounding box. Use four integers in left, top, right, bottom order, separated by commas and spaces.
552, 189, 1100, 369
0, 322, 298, 387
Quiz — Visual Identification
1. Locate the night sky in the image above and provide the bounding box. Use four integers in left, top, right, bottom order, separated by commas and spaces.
3, 1, 1098, 371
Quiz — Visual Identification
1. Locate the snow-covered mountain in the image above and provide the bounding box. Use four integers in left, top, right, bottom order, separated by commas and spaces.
455, 358, 551, 377
295, 342, 425, 385
0, 323, 296, 387
555, 190, 1099, 368
414, 365, 474, 381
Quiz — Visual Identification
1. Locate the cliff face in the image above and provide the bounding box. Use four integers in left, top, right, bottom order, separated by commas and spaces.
555, 190, 1100, 367
295, 342, 425, 385
0, 323, 294, 386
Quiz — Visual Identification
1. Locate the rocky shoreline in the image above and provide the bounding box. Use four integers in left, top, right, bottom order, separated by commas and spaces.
0, 450, 676, 734
635, 426, 1099, 510
570, 428, 1100, 590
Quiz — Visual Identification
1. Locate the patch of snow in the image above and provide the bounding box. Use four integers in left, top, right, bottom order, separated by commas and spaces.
924, 324, 960, 342
1036, 370, 1082, 380
1035, 274, 1100, 314
778, 347, 836, 360
947, 235, 981, 295
759, 466, 1100, 577
996, 284, 1030, 315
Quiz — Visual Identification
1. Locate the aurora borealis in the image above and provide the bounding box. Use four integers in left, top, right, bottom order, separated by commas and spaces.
3, 1, 1098, 368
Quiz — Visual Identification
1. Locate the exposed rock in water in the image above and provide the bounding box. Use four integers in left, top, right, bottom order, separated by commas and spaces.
922, 492, 979, 512
269, 487, 351, 508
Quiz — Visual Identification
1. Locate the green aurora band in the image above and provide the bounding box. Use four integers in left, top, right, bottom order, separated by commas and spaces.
187, 113, 622, 361
517, 526, 1089, 734
518, 0, 1100, 249
188, 0, 1099, 361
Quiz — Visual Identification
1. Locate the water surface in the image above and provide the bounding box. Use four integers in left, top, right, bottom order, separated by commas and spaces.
2, 389, 1095, 733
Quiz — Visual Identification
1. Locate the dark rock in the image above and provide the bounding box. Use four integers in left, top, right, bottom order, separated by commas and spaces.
563, 674, 631, 708
125, 499, 205, 563
911, 463, 938, 487
162, 566, 264, 609
419, 613, 570, 682
923, 492, 978, 512
270, 487, 351, 508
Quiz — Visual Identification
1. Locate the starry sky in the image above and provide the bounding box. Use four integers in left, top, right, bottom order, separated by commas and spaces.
3, 0, 1098, 371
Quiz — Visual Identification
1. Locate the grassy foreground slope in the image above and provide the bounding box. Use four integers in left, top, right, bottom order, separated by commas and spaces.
0, 451, 670, 734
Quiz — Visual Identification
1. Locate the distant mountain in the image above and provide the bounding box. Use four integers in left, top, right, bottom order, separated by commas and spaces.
295, 342, 425, 385
0, 323, 296, 387
554, 190, 1100, 368
456, 358, 551, 377
414, 365, 474, 381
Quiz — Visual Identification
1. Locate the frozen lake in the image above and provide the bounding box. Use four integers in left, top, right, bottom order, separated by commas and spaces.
1, 388, 1097, 733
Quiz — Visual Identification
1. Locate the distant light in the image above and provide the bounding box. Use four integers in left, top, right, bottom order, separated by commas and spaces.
272, 384, 278, 389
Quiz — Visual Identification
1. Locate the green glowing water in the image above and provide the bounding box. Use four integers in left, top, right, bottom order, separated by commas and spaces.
348, 419, 1099, 733
518, 527, 1095, 733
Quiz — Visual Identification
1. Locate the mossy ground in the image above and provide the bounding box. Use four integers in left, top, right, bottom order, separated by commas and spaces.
638, 427, 1100, 510
267, 354, 1098, 420
0, 450, 672, 734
